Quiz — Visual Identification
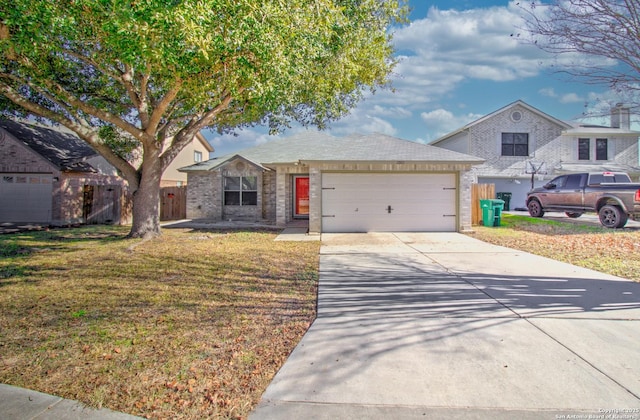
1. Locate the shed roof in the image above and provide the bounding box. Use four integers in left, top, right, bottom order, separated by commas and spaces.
563, 125, 640, 137
181, 131, 483, 172
0, 118, 98, 172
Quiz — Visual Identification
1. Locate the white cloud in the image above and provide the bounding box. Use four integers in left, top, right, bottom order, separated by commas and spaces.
559, 93, 583, 104
203, 128, 281, 156
539, 87, 557, 97
328, 106, 398, 137
392, 6, 549, 88
369, 105, 413, 119
420, 108, 483, 141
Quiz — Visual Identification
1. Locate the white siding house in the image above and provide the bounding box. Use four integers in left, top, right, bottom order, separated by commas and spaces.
431, 100, 640, 210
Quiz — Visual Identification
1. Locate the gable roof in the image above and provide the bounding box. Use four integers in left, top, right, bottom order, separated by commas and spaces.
0, 118, 98, 172
195, 132, 214, 152
430, 100, 573, 146
181, 131, 483, 172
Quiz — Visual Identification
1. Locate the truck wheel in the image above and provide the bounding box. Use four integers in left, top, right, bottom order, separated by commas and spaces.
527, 199, 544, 218
598, 205, 628, 228
565, 212, 583, 218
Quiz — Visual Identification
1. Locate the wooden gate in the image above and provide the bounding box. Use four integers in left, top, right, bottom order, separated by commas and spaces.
160, 186, 187, 221
83, 185, 121, 224
471, 183, 495, 226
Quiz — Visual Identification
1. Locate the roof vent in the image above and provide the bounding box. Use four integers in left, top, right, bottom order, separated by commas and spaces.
511, 111, 522, 122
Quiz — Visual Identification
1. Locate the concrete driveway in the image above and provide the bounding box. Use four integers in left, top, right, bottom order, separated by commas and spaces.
250, 233, 640, 419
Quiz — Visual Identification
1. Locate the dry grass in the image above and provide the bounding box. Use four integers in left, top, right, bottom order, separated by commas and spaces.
3, 215, 638, 419
468, 214, 640, 282
0, 226, 319, 419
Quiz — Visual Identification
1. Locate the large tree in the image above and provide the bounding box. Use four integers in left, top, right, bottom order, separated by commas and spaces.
521, 0, 640, 108
0, 0, 407, 238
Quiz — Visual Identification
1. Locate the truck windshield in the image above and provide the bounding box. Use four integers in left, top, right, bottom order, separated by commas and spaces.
589, 173, 631, 184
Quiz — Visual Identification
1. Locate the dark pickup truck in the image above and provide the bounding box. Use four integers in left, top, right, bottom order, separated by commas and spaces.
526, 172, 640, 228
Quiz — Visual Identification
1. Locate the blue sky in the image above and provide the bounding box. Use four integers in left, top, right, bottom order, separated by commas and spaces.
205, 0, 627, 156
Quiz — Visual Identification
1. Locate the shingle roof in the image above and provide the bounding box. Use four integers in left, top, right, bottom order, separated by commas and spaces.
182, 131, 483, 172
0, 119, 98, 172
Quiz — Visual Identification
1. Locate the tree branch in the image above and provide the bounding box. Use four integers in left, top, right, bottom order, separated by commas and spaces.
36, 76, 150, 143
0, 82, 140, 190
146, 80, 183, 137
160, 93, 234, 171
521, 0, 640, 91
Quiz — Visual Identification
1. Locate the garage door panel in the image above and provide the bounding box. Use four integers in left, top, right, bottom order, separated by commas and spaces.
0, 174, 52, 222
322, 173, 456, 233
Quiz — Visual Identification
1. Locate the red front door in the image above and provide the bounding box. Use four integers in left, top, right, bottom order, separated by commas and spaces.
294, 176, 309, 217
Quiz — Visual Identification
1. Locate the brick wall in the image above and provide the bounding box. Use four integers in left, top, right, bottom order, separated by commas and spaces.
262, 171, 276, 221
187, 160, 478, 233
186, 172, 220, 219
444, 104, 639, 180
468, 104, 565, 178
186, 160, 276, 222
53, 173, 129, 225
0, 130, 54, 173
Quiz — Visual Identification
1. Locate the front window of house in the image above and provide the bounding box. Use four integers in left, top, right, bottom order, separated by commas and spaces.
501, 133, 529, 156
578, 138, 590, 160
224, 176, 257, 205
596, 138, 608, 160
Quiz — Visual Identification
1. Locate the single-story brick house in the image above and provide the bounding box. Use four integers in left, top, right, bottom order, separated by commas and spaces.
180, 131, 483, 234
0, 118, 131, 225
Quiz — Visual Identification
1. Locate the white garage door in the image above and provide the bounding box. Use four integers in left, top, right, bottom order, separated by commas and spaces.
322, 173, 457, 232
0, 174, 52, 223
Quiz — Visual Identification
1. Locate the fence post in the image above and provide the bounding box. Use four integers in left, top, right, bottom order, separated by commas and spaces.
471, 183, 495, 225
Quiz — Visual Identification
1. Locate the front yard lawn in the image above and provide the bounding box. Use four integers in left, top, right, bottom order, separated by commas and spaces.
1, 215, 637, 420
0, 227, 319, 419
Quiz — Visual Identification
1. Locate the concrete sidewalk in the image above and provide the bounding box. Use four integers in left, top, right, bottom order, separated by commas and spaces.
250, 232, 640, 419
0, 383, 143, 419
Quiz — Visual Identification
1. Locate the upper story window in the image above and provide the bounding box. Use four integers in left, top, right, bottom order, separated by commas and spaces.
224, 176, 257, 206
501, 133, 529, 156
596, 138, 608, 160
577, 137, 609, 161
194, 151, 203, 163
578, 138, 590, 160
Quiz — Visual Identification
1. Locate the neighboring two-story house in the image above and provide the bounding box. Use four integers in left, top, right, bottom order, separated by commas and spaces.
431, 100, 640, 210
160, 133, 213, 187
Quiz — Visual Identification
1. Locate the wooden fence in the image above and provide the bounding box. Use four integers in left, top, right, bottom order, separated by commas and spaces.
160, 186, 187, 221
471, 183, 495, 226
83, 185, 123, 224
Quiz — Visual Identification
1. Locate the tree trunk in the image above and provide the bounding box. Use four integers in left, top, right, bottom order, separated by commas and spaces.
128, 149, 163, 239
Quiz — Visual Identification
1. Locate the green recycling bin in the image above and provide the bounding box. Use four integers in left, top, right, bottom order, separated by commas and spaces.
492, 199, 505, 226
480, 199, 505, 227
496, 192, 512, 211
480, 199, 494, 227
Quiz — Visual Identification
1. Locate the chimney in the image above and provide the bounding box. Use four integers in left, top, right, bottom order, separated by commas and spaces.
611, 103, 630, 130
